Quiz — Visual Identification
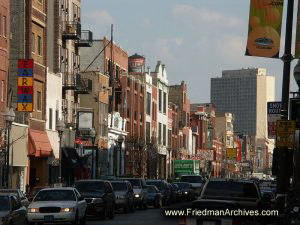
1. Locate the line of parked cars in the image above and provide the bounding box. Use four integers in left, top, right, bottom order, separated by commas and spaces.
0, 175, 204, 224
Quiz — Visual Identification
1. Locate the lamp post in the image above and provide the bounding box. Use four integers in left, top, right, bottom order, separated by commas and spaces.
293, 60, 300, 188
90, 128, 96, 179
56, 119, 65, 184
167, 147, 171, 179
117, 135, 124, 177
3, 108, 15, 188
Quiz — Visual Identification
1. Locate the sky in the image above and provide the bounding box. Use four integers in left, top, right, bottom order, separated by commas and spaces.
81, 0, 299, 103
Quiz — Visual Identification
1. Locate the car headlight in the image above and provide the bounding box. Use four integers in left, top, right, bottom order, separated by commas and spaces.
293, 206, 299, 213
28, 208, 39, 213
61, 208, 75, 212
184, 191, 188, 194
135, 194, 140, 198
92, 198, 103, 204
118, 195, 126, 199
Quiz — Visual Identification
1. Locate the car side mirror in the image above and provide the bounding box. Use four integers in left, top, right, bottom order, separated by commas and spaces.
78, 196, 84, 201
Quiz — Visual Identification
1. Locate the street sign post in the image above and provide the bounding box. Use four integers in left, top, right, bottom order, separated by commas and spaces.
276, 120, 296, 148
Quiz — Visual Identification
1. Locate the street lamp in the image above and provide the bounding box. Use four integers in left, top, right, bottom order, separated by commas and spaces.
117, 135, 124, 177
56, 119, 65, 184
90, 128, 96, 179
3, 107, 15, 188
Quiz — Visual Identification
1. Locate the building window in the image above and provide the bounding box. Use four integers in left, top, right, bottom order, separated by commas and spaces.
183, 134, 186, 149
1, 80, 4, 102
163, 124, 166, 146
116, 65, 120, 80
158, 123, 162, 145
37, 91, 41, 111
146, 92, 151, 115
49, 108, 53, 129
38, 35, 42, 55
163, 92, 166, 114
32, 33, 35, 53
55, 109, 59, 129
3, 16, 6, 37
146, 122, 151, 144
159, 90, 162, 112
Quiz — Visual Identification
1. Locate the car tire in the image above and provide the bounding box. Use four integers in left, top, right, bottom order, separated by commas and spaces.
108, 204, 115, 219
123, 202, 130, 213
143, 201, 148, 210
80, 212, 87, 225
100, 206, 107, 220
155, 198, 162, 208
130, 202, 135, 212
71, 212, 79, 225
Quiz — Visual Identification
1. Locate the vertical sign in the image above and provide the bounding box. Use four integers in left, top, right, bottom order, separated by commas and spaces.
295, 1, 300, 58
245, 0, 284, 58
17, 59, 33, 112
267, 101, 281, 139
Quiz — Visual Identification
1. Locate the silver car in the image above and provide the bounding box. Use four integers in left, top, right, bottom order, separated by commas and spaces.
27, 187, 87, 225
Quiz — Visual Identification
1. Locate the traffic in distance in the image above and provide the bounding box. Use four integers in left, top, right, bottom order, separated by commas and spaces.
1, 173, 296, 225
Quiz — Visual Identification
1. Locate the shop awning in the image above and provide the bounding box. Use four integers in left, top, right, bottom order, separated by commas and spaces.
29, 129, 52, 157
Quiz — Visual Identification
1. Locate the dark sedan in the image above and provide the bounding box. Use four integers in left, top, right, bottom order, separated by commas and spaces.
0, 193, 27, 225
173, 182, 194, 201
170, 183, 182, 202
146, 185, 162, 208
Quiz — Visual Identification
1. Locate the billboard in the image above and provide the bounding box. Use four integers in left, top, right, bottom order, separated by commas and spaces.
267, 101, 281, 139
276, 120, 296, 148
17, 59, 34, 112
246, 0, 284, 58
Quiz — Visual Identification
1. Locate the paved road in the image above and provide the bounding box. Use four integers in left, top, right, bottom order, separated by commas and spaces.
86, 204, 188, 225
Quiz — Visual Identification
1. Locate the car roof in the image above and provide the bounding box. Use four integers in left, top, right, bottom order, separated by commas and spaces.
146, 180, 165, 182
38, 187, 76, 191
207, 178, 256, 184
110, 180, 129, 183
0, 189, 18, 193
122, 178, 144, 180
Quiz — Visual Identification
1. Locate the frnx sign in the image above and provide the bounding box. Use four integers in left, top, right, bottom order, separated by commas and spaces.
17, 59, 33, 112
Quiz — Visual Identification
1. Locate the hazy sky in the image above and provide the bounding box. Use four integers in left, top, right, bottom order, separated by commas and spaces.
82, 0, 299, 103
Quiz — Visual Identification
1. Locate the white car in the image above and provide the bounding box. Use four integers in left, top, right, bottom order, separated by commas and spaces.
27, 187, 87, 225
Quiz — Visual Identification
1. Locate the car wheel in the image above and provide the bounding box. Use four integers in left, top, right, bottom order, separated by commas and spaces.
143, 201, 148, 210
71, 212, 79, 225
108, 204, 115, 219
80, 212, 87, 225
130, 202, 135, 212
123, 202, 130, 213
100, 206, 107, 220
156, 198, 162, 208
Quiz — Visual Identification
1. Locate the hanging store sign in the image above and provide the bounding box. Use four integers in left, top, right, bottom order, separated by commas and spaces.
17, 59, 34, 112
276, 120, 296, 148
245, 0, 284, 58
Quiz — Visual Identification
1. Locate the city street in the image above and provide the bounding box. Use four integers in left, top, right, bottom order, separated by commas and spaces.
86, 207, 180, 225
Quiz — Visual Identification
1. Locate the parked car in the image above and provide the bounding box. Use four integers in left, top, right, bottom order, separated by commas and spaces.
180, 175, 205, 196
121, 178, 148, 209
0, 189, 30, 207
0, 193, 27, 225
110, 180, 135, 213
146, 180, 171, 205
170, 183, 182, 202
74, 180, 115, 220
27, 187, 87, 225
173, 182, 194, 201
146, 185, 162, 208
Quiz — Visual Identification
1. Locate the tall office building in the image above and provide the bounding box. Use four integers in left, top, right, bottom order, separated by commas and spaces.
211, 68, 275, 139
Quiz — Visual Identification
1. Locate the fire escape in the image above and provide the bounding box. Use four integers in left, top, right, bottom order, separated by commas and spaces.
61, 20, 93, 124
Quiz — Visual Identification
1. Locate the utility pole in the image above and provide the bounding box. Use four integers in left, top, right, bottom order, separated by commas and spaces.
277, 0, 294, 213
110, 24, 115, 125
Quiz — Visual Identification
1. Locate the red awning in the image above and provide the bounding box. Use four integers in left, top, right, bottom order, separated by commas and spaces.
29, 129, 52, 157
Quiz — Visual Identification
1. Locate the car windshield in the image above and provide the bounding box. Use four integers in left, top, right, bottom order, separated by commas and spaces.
111, 182, 127, 191
127, 179, 141, 188
203, 181, 259, 199
146, 181, 163, 190
147, 186, 158, 193
181, 176, 203, 183
174, 183, 190, 189
0, 196, 9, 211
74, 182, 104, 192
34, 190, 76, 201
